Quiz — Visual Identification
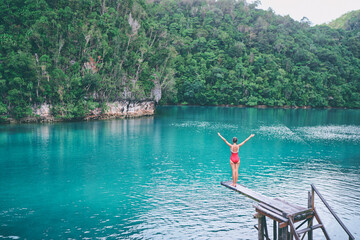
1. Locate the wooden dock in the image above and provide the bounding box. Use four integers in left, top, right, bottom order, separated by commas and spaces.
221, 181, 308, 219
221, 181, 339, 240
221, 181, 312, 223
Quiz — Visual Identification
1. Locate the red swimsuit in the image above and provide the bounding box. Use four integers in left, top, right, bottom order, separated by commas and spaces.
230, 151, 240, 163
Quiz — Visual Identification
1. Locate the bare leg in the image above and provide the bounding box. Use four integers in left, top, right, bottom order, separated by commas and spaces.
234, 162, 240, 186
230, 160, 236, 186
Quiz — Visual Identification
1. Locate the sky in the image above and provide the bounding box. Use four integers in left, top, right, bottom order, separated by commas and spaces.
249, 0, 360, 25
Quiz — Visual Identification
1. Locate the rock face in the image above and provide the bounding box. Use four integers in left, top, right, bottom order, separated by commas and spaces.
32, 103, 51, 117
86, 101, 155, 120
10, 100, 155, 123
23, 103, 55, 123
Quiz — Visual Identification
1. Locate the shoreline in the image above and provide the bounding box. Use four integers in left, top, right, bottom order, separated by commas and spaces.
1, 102, 357, 125
160, 103, 356, 110
1, 100, 155, 124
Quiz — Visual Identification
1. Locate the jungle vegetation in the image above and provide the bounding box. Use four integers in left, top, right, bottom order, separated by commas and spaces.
1, 0, 360, 120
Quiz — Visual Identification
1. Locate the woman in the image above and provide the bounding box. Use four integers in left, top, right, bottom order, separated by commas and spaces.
218, 133, 255, 187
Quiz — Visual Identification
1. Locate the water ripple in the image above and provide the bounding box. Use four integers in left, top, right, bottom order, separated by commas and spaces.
296, 125, 360, 141
1, 107, 359, 239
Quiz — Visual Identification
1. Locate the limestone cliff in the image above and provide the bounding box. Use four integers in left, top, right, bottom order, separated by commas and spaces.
86, 101, 155, 120
8, 101, 155, 123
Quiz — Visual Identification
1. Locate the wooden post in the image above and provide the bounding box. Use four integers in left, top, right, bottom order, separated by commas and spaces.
258, 215, 264, 240
254, 213, 265, 240
264, 217, 269, 239
308, 191, 313, 240
278, 222, 288, 240
311, 187, 315, 209
273, 220, 277, 240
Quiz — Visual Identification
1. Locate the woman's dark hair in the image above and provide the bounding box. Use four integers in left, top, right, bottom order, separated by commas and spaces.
233, 137, 237, 143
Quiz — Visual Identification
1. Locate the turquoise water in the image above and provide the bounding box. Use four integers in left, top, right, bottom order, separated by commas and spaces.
1, 106, 359, 239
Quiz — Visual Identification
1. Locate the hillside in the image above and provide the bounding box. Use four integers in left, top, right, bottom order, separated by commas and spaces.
328, 10, 360, 30
150, 0, 360, 107
1, 0, 360, 120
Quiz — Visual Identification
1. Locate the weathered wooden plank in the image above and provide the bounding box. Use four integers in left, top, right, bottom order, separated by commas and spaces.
221, 181, 273, 203
258, 202, 284, 217
221, 181, 291, 213
254, 204, 288, 223
273, 197, 306, 213
279, 214, 314, 228
263, 200, 299, 217
256, 203, 312, 228
258, 203, 312, 223
292, 209, 314, 221
297, 224, 323, 235
221, 181, 305, 216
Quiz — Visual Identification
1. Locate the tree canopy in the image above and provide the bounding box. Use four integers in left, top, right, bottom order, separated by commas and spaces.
1, 0, 360, 120
151, 0, 360, 107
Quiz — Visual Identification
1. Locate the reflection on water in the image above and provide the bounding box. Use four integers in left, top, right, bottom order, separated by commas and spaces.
0, 107, 359, 239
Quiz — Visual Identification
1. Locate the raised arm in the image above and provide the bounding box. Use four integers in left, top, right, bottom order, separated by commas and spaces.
218, 132, 232, 147
238, 134, 255, 147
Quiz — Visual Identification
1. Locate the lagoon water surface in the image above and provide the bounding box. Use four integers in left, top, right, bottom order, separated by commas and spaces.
1, 106, 360, 239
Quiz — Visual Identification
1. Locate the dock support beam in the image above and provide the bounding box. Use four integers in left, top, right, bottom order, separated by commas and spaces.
273, 220, 277, 240
258, 215, 264, 240
254, 213, 270, 240
278, 223, 288, 240
308, 191, 313, 240
222, 182, 354, 240
255, 213, 291, 240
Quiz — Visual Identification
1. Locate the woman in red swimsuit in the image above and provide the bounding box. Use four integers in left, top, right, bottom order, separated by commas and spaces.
218, 133, 255, 187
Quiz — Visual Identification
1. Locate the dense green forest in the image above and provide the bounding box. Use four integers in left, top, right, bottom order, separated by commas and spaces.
1, 0, 175, 120
328, 9, 360, 30
1, 0, 360, 120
